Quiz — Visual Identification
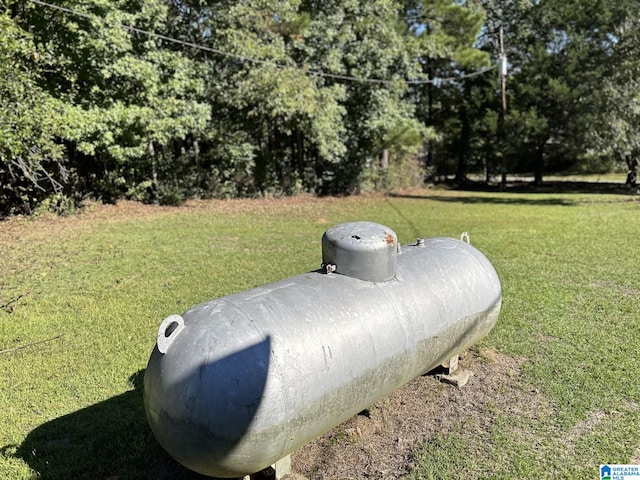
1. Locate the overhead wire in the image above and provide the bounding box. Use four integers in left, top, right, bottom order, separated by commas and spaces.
27, 0, 497, 86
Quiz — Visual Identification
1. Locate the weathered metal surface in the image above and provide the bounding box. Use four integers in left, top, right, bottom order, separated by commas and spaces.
144, 222, 501, 478
321, 221, 399, 282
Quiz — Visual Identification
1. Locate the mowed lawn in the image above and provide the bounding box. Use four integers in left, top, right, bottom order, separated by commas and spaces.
1, 187, 639, 479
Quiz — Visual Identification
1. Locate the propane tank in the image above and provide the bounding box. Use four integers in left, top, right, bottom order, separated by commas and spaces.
144, 222, 501, 478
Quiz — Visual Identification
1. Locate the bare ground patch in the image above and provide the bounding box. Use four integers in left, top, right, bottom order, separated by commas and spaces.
289, 348, 540, 480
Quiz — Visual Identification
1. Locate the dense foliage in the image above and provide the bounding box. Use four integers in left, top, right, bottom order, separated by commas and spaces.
1, 0, 639, 215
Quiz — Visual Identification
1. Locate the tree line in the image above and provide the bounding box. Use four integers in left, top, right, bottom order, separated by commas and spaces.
1, 0, 639, 216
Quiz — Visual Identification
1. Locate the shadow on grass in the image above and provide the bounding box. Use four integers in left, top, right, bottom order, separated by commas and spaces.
390, 180, 637, 206
397, 193, 579, 206
10, 370, 213, 480
502, 180, 634, 195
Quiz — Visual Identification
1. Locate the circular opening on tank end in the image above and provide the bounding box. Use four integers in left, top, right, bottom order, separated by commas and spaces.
164, 321, 179, 338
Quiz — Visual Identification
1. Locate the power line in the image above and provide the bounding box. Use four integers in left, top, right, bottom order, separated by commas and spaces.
27, 0, 496, 86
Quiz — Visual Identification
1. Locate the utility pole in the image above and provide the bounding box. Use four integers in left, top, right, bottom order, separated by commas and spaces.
499, 26, 508, 191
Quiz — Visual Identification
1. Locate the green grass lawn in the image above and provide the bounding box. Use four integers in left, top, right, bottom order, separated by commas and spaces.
1, 188, 639, 479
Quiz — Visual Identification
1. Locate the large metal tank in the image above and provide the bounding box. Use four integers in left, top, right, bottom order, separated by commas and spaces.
144, 222, 501, 478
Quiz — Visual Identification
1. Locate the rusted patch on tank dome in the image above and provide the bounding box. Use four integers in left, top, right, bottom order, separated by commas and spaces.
385, 233, 395, 245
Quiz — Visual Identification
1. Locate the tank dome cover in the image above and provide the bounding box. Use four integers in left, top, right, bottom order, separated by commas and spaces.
321, 221, 398, 282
